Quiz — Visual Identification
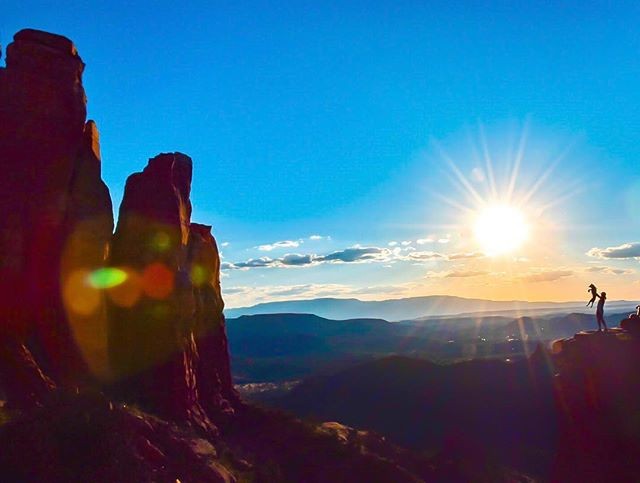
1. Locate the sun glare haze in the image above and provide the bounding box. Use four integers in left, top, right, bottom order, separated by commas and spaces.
474, 204, 529, 256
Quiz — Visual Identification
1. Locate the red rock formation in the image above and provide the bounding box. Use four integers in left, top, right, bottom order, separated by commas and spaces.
0, 28, 236, 428
108, 153, 236, 430
188, 223, 238, 418
60, 120, 114, 381
551, 330, 640, 481
0, 29, 113, 397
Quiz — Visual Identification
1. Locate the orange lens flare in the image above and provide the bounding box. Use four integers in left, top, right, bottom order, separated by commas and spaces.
107, 267, 142, 308
63, 269, 101, 316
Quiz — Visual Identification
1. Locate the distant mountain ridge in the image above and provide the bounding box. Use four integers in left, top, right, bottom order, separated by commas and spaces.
227, 311, 632, 385
225, 295, 636, 321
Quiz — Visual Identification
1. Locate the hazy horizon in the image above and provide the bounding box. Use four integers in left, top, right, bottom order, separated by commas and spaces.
225, 293, 638, 310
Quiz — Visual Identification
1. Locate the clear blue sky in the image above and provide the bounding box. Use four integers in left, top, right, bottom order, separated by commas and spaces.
4, 1, 640, 306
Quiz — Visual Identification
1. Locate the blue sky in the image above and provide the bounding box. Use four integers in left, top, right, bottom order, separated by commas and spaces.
4, 1, 640, 306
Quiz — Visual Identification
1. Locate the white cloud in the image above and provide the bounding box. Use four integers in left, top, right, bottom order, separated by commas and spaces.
426, 270, 489, 278
587, 242, 640, 260
446, 252, 484, 260
408, 251, 445, 261
257, 240, 300, 251
224, 243, 482, 271
519, 269, 574, 283
584, 266, 635, 275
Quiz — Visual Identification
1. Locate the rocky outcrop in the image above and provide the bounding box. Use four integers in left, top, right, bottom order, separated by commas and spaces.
60, 121, 114, 381
0, 29, 113, 394
108, 153, 236, 430
551, 329, 640, 481
188, 223, 238, 418
0, 391, 236, 482
0, 29, 235, 429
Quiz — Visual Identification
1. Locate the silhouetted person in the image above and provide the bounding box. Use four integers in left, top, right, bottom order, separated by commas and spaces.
595, 291, 608, 332
587, 284, 598, 308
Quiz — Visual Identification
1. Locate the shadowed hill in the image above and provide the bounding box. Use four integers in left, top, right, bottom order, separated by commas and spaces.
269, 353, 558, 478
228, 311, 629, 385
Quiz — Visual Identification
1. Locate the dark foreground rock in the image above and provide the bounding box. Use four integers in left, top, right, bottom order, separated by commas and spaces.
0, 391, 234, 483
0, 388, 447, 483
551, 329, 640, 482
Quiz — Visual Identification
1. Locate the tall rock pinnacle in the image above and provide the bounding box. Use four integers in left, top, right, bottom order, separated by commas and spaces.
0, 29, 112, 393
109, 153, 237, 429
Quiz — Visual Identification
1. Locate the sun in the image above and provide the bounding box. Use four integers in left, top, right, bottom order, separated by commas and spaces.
474, 204, 529, 257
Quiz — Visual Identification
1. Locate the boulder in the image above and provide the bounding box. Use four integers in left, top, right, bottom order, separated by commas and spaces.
620, 314, 640, 335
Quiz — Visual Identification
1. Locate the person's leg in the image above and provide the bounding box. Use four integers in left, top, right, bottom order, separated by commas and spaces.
597, 312, 603, 331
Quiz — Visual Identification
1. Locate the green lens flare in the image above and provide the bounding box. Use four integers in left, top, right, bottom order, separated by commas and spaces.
190, 265, 208, 286
151, 232, 171, 252
87, 267, 128, 289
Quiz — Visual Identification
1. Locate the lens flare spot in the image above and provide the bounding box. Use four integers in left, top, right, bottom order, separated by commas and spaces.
142, 262, 175, 299
107, 267, 142, 308
63, 270, 101, 316
190, 264, 209, 286
149, 303, 170, 320
151, 232, 172, 252
88, 267, 128, 289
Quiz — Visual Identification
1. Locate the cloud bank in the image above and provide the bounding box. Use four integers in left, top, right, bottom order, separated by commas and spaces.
587, 242, 640, 260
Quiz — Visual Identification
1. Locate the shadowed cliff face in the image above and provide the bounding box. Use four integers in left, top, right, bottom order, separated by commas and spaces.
0, 29, 236, 430
188, 223, 237, 418
108, 152, 237, 428
0, 29, 112, 389
551, 330, 640, 481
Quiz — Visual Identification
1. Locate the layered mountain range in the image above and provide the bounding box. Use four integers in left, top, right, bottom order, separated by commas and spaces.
226, 296, 637, 321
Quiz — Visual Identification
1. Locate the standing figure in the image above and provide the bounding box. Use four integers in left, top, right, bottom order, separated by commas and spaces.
595, 291, 608, 332
587, 284, 598, 307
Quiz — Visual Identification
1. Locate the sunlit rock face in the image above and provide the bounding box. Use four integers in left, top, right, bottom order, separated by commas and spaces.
551, 329, 640, 481
108, 154, 236, 427
188, 223, 238, 418
0, 29, 113, 391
